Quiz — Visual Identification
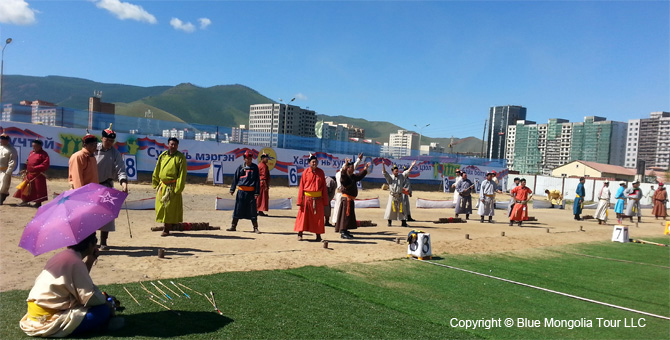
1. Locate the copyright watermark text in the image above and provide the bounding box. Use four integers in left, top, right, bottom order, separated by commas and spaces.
450, 317, 646, 330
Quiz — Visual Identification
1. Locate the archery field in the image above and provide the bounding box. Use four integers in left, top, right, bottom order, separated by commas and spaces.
1, 179, 668, 339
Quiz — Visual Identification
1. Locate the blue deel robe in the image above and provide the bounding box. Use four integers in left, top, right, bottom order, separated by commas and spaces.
614, 186, 626, 214
573, 182, 585, 215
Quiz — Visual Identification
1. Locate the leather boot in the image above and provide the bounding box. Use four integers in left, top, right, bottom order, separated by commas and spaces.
401, 220, 408, 227
100, 231, 109, 250
637, 216, 641, 223
0, 193, 7, 205
488, 216, 493, 223
252, 219, 261, 234
161, 224, 171, 237
226, 218, 239, 231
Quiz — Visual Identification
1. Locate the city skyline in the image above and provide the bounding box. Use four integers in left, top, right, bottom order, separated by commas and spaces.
1, 1, 668, 139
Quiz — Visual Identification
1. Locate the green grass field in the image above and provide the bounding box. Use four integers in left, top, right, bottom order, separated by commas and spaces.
1, 239, 668, 339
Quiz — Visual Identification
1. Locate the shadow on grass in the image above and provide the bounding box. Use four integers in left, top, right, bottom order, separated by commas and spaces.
103, 311, 233, 338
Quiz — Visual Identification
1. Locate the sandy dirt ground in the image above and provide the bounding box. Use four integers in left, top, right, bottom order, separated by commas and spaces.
1, 178, 666, 292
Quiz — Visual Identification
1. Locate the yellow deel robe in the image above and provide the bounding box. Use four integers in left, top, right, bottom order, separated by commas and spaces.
152, 150, 187, 223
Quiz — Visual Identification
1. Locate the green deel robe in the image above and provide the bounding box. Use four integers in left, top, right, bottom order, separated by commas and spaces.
152, 150, 187, 223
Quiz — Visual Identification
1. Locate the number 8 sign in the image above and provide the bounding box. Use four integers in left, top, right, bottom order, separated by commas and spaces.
123, 155, 138, 181
288, 166, 298, 186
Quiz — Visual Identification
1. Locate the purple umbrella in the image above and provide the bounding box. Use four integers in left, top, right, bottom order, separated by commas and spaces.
19, 183, 128, 256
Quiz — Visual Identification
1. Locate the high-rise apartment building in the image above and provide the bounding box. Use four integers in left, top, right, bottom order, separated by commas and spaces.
248, 103, 317, 147
487, 105, 527, 160
625, 112, 670, 169
387, 130, 419, 157
507, 116, 627, 174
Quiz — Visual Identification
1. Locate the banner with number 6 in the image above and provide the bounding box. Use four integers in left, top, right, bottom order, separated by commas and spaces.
288, 166, 298, 186
123, 154, 138, 181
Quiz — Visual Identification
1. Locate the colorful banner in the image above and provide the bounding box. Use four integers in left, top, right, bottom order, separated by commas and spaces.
0, 122, 508, 184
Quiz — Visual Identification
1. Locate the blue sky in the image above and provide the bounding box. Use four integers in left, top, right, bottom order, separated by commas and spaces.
1, 0, 668, 139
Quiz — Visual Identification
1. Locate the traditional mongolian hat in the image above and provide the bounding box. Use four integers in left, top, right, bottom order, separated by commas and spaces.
101, 124, 116, 139
486, 170, 496, 176
513, 177, 521, 182
82, 131, 97, 145
619, 182, 626, 186
243, 150, 253, 159
659, 182, 664, 187
260, 152, 269, 159
603, 179, 610, 183
392, 164, 399, 170
455, 168, 461, 174
632, 180, 640, 185
308, 153, 318, 162
0, 133, 9, 140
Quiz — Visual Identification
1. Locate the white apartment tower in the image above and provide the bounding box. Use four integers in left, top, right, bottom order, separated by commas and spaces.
248, 103, 317, 148
625, 112, 670, 169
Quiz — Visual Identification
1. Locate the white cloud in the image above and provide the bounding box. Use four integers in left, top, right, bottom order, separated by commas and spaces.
295, 93, 308, 101
0, 0, 37, 25
94, 0, 157, 24
170, 18, 196, 33
198, 18, 211, 30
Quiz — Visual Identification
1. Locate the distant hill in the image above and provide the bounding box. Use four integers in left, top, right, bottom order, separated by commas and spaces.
4, 75, 483, 153
3, 75, 171, 108
316, 114, 483, 153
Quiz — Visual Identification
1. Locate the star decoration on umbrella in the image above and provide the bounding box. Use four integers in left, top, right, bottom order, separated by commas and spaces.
99, 191, 118, 204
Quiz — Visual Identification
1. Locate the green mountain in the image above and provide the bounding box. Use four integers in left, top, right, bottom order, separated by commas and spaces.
4, 75, 483, 153
3, 75, 171, 108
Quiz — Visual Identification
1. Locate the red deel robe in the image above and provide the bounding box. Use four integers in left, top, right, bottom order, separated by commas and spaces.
294, 166, 328, 234
14, 149, 50, 203
510, 186, 532, 221
257, 161, 270, 212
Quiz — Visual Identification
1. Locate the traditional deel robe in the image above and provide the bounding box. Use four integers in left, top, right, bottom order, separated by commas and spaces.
330, 158, 361, 225
256, 161, 270, 212
19, 249, 106, 338
624, 187, 642, 217
455, 178, 474, 215
452, 176, 463, 205
334, 169, 368, 233
594, 185, 611, 221
95, 143, 127, 232
324, 176, 337, 221
478, 179, 497, 217
383, 168, 411, 221
68, 149, 99, 189
510, 186, 532, 221
402, 176, 413, 217
614, 186, 626, 214
231, 162, 260, 220
152, 150, 187, 223
547, 190, 562, 205
294, 167, 328, 235
14, 149, 50, 203
0, 143, 18, 195
651, 188, 667, 218
573, 182, 585, 215
507, 182, 520, 217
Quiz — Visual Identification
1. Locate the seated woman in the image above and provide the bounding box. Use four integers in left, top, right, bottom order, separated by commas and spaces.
20, 233, 121, 337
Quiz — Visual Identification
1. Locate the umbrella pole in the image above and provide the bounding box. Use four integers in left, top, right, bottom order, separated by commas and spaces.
124, 201, 133, 238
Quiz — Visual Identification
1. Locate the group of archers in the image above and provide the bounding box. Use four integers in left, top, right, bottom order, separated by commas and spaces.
2, 126, 669, 337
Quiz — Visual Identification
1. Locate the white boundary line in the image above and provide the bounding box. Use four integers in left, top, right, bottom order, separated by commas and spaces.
411, 258, 670, 320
